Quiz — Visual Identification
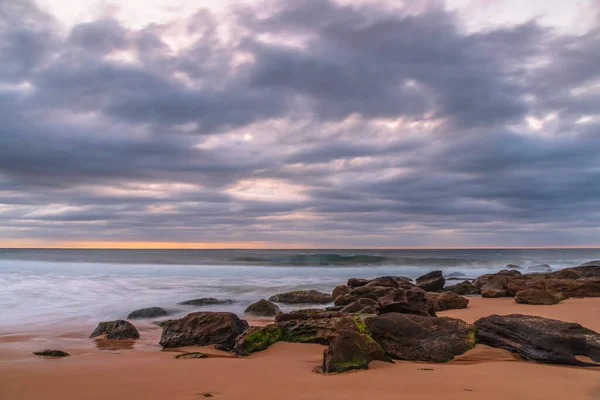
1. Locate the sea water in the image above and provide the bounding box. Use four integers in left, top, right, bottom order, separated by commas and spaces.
1, 248, 599, 332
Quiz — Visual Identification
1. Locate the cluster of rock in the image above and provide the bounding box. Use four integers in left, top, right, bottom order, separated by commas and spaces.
84, 261, 600, 374
472, 261, 600, 303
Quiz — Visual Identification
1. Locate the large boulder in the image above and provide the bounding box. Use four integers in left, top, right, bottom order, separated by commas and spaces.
275, 309, 358, 345
178, 298, 234, 306
269, 290, 332, 304
331, 285, 350, 300
127, 307, 172, 319
475, 314, 600, 366
514, 289, 563, 305
90, 320, 140, 340
444, 280, 480, 296
543, 278, 600, 298
233, 324, 282, 356
321, 330, 393, 373
377, 288, 435, 316
416, 271, 445, 292
365, 313, 477, 362
428, 291, 469, 312
159, 312, 248, 349
244, 299, 281, 317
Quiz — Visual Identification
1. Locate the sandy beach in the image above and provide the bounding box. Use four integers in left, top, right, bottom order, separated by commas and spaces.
1, 297, 600, 400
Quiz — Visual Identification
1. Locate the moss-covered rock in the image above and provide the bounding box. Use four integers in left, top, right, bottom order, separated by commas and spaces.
276, 309, 357, 345
233, 324, 283, 356
321, 330, 393, 373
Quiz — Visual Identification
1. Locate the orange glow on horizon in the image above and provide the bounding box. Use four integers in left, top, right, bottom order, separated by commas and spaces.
0, 239, 599, 250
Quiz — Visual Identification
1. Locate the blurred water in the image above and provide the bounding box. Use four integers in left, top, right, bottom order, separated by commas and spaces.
0, 248, 598, 332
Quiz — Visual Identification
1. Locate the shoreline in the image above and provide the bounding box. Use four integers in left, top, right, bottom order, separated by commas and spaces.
2, 297, 600, 399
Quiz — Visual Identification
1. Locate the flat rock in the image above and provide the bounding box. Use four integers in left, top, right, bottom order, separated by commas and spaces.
475, 314, 600, 366
321, 330, 393, 373
33, 349, 70, 357
514, 289, 563, 305
127, 307, 172, 319
90, 320, 140, 340
159, 312, 248, 349
244, 299, 281, 317
174, 352, 208, 359
365, 313, 477, 362
416, 271, 445, 292
177, 298, 234, 306
269, 290, 332, 304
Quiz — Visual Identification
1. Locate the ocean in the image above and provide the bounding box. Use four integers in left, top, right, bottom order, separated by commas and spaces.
1, 248, 598, 332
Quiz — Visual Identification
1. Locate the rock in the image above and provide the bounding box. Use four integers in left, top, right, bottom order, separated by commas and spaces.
275, 309, 358, 345
365, 313, 477, 362
377, 288, 435, 317
474, 270, 523, 298
543, 278, 600, 298
174, 352, 208, 359
269, 290, 332, 304
428, 292, 469, 311
474, 314, 600, 366
33, 349, 69, 357
177, 298, 234, 306
481, 288, 509, 298
244, 299, 281, 317
550, 269, 581, 280
514, 289, 563, 305
332, 285, 350, 300
90, 320, 140, 340
527, 264, 552, 273
553, 261, 600, 279
445, 280, 480, 295
324, 305, 344, 311
233, 324, 283, 356
416, 271, 445, 292
506, 264, 522, 269
365, 276, 414, 289
334, 285, 398, 306
321, 330, 393, 373
347, 278, 371, 289
340, 298, 378, 314
159, 312, 248, 349
127, 307, 172, 319
447, 272, 466, 277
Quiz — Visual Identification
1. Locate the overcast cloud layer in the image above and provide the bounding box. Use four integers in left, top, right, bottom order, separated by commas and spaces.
1, 0, 599, 248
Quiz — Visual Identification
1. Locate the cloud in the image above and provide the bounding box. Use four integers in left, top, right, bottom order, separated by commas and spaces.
0, 0, 599, 247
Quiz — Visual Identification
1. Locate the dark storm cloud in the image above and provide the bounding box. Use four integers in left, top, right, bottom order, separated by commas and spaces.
1, 0, 600, 247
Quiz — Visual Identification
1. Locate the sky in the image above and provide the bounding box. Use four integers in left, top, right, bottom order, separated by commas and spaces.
0, 0, 599, 249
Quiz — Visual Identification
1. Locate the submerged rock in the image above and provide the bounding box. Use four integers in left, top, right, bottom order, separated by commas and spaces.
90, 320, 140, 340
506, 264, 522, 269
33, 349, 70, 357
527, 264, 552, 273
177, 298, 234, 306
514, 289, 563, 305
416, 271, 445, 292
321, 330, 393, 373
244, 299, 281, 317
233, 324, 283, 356
475, 314, 600, 366
269, 290, 332, 304
127, 307, 172, 319
159, 312, 248, 349
365, 313, 477, 362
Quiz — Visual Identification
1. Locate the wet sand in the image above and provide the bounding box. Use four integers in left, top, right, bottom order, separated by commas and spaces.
1, 297, 600, 400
